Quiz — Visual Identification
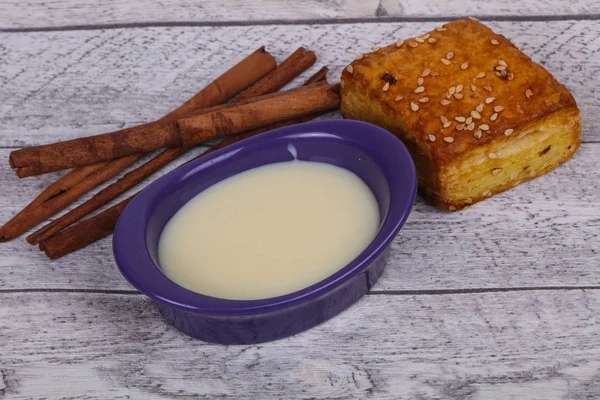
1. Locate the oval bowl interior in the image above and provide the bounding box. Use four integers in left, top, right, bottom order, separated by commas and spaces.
113, 119, 417, 344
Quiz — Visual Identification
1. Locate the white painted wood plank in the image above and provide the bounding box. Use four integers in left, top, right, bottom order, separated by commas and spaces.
2, 291, 600, 398
0, 143, 598, 291
0, 0, 599, 29
0, 20, 597, 146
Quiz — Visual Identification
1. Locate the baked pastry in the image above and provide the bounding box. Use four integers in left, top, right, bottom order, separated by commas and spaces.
340, 19, 581, 210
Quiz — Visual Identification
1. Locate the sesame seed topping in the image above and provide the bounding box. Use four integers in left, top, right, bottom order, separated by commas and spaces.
510, 171, 519, 180
436, 27, 447, 31
423, 33, 431, 39
354, 54, 364, 61
488, 153, 497, 159
448, 86, 456, 95
440, 115, 448, 123
476, 104, 484, 113
483, 190, 491, 197
529, 171, 536, 178
504, 128, 514, 136
394, 95, 404, 102
467, 122, 475, 131
498, 60, 508, 67
430, 71, 439, 76
456, 124, 465, 131
382, 82, 390, 91
494, 106, 505, 112
493, 168, 502, 175
446, 52, 454, 60
454, 93, 464, 100
479, 124, 490, 131
415, 86, 425, 93
495, 65, 507, 71
456, 84, 464, 93
507, 72, 515, 80
441, 58, 451, 65
421, 68, 431, 77
471, 84, 478, 92
374, 47, 381, 52
428, 38, 437, 44
417, 77, 424, 85
415, 37, 425, 43
455, 116, 466, 122
444, 137, 455, 143
396, 40, 405, 48
491, 39, 500, 45
346, 65, 354, 74
410, 102, 419, 111
461, 62, 469, 70
483, 85, 493, 92
419, 97, 429, 103
490, 113, 498, 121
485, 97, 496, 104
476, 72, 486, 78
526, 89, 533, 98
443, 121, 452, 128
471, 110, 481, 119
440, 99, 451, 106
466, 117, 473, 124
474, 130, 483, 139
428, 134, 436, 142
409, 41, 419, 48
468, 16, 480, 21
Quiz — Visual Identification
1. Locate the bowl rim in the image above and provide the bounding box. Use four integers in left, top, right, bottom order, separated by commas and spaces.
113, 119, 416, 315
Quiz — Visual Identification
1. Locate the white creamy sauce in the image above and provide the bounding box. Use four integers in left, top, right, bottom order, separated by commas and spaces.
158, 160, 380, 300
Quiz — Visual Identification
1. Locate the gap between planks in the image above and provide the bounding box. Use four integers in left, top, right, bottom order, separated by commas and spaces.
2, 13, 600, 33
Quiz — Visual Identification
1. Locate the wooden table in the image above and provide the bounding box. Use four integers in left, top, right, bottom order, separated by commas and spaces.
1, 1, 599, 398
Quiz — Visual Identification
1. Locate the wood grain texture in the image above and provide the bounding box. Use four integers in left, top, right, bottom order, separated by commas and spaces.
1, 142, 597, 291
0, 20, 597, 147
1, 0, 599, 29
2, 291, 600, 399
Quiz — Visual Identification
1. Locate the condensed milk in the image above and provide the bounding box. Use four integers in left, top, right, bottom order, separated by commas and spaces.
158, 160, 379, 300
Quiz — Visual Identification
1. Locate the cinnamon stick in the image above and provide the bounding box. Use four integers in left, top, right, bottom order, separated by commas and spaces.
9, 47, 276, 177
38, 70, 329, 258
28, 50, 319, 245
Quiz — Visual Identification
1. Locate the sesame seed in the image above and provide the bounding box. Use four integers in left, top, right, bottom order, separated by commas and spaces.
443, 121, 452, 128
396, 40, 405, 48
494, 105, 505, 112
498, 60, 507, 67
374, 47, 381, 52
447, 86, 456, 95
507, 72, 515, 80
461, 62, 469, 70
440, 115, 448, 123
419, 97, 429, 103
471, 110, 481, 119
415, 86, 425, 93
441, 58, 451, 65
495, 65, 507, 71
430, 71, 439, 76
417, 77, 424, 85
456, 84, 464, 93
491, 39, 500, 45
526, 89, 533, 98
456, 124, 465, 131
446, 52, 454, 60
490, 113, 498, 121
428, 134, 436, 142
529, 171, 536, 178
476, 104, 484, 113
382, 82, 390, 91
483, 85, 493, 92
495, 71, 503, 77
504, 128, 514, 136
346, 65, 354, 74
409, 41, 419, 48
394, 95, 404, 102
483, 190, 491, 197
410, 102, 419, 111
454, 93, 464, 99
415, 37, 425, 43
493, 168, 502, 175
476, 72, 486, 78
466, 117, 473, 124
455, 116, 466, 122
436, 27, 447, 31
485, 97, 496, 104
479, 124, 490, 131
421, 68, 431, 77
488, 153, 497, 159
428, 38, 437, 44
440, 99, 452, 106
354, 54, 364, 61
510, 171, 519, 180
467, 122, 475, 131
471, 85, 478, 92
444, 137, 455, 143
423, 33, 431, 40
474, 130, 483, 139
468, 16, 480, 21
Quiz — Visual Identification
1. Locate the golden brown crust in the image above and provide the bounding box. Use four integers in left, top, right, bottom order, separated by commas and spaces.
340, 19, 581, 210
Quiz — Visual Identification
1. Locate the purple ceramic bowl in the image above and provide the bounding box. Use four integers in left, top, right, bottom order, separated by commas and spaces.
113, 119, 416, 344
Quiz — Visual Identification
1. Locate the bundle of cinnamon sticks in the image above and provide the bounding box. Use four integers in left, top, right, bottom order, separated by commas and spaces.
1, 46, 339, 259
